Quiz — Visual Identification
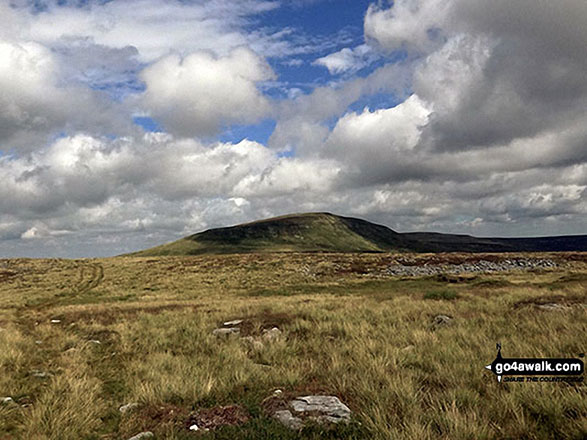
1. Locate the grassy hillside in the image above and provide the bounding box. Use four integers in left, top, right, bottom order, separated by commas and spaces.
0, 253, 585, 439
133, 213, 395, 256
131, 212, 587, 256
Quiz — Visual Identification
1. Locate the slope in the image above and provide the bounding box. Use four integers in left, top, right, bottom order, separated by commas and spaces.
130, 212, 587, 256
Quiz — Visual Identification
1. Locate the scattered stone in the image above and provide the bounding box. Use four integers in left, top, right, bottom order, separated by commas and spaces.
254, 363, 273, 369
30, 370, 50, 378
127, 432, 154, 440
271, 395, 352, 430
432, 315, 453, 328
262, 327, 282, 342
290, 396, 351, 423
89, 340, 101, 344
223, 319, 243, 327
188, 423, 209, 432
273, 410, 304, 430
273, 389, 283, 396
537, 303, 570, 311
384, 258, 558, 278
50, 319, 61, 324
35, 340, 42, 345
212, 327, 240, 337
1, 397, 14, 404
119, 402, 139, 414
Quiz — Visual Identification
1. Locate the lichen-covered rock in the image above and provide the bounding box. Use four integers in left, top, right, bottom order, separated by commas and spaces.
266, 393, 353, 430
273, 409, 304, 430
290, 395, 351, 422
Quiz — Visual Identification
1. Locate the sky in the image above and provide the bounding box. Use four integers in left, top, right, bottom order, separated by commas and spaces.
1, 0, 586, 258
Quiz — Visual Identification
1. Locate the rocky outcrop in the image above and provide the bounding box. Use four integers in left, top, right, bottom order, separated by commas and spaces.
269, 395, 351, 430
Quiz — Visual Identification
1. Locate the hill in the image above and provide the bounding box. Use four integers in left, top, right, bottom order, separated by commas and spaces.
130, 212, 587, 256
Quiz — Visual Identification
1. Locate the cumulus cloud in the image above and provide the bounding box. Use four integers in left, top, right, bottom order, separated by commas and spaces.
364, 0, 450, 54
314, 44, 378, 75
269, 62, 414, 155
1, 0, 587, 257
141, 48, 275, 137
0, 39, 132, 152
324, 95, 430, 185
20, 0, 279, 62
0, 131, 343, 253
366, 0, 587, 153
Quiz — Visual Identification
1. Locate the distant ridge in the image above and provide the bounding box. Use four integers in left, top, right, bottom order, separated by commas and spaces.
130, 212, 587, 256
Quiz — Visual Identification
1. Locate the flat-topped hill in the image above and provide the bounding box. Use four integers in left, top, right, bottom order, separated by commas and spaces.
130, 212, 587, 256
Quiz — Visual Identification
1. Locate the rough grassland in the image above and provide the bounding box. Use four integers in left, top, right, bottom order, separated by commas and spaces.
0, 253, 585, 439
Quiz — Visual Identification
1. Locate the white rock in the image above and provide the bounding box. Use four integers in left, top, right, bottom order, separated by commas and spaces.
273, 389, 283, 396
189, 424, 199, 431
213, 327, 240, 337
290, 395, 351, 421
119, 402, 139, 414
50, 319, 61, 324
273, 410, 304, 430
1, 397, 14, 404
537, 303, 570, 311
35, 340, 42, 345
127, 432, 154, 440
262, 327, 282, 341
223, 319, 243, 327
432, 315, 452, 327
89, 340, 101, 344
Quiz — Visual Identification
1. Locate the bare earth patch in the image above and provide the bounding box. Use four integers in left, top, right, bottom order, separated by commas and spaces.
185, 405, 250, 431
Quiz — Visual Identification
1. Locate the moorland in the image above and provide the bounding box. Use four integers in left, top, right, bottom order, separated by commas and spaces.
0, 251, 585, 439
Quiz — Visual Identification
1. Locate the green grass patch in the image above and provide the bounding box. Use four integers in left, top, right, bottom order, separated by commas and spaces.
423, 289, 458, 300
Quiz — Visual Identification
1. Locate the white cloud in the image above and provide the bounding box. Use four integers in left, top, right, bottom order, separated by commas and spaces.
314, 44, 377, 75
323, 95, 430, 186
364, 0, 450, 54
0, 38, 132, 152
22, 0, 280, 62
141, 48, 275, 137
1, 0, 587, 257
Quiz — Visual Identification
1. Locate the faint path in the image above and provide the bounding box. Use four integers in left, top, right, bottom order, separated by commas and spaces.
74, 263, 104, 295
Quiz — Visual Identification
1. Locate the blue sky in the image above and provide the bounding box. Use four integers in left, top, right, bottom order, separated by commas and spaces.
133, 0, 388, 144
1, 0, 586, 257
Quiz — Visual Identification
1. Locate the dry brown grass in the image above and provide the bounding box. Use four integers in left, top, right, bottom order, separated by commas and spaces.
0, 253, 585, 439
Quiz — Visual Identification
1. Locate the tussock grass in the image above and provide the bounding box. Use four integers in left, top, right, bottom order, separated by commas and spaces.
423, 289, 458, 300
0, 253, 585, 439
